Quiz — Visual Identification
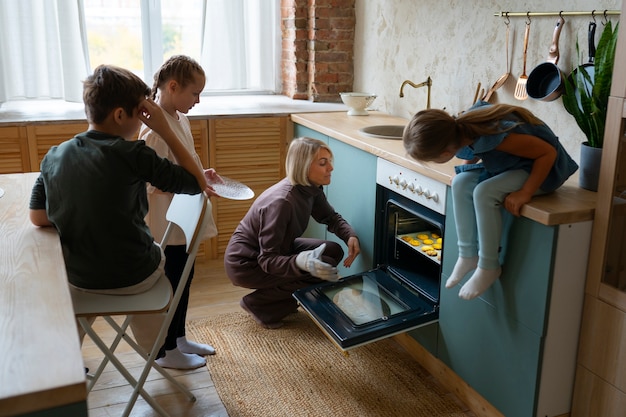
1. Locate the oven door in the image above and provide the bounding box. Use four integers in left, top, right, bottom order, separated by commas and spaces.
293, 266, 438, 351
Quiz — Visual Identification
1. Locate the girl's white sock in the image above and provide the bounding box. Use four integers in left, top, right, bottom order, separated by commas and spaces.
155, 347, 206, 370
458, 267, 502, 300
446, 256, 479, 289
177, 336, 216, 356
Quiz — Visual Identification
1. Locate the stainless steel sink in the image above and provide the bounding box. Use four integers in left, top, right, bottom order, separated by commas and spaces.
359, 124, 405, 140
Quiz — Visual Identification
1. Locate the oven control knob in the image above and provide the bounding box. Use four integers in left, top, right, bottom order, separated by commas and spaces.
399, 179, 408, 189
415, 185, 423, 195
407, 182, 415, 192
423, 189, 439, 202
389, 175, 400, 185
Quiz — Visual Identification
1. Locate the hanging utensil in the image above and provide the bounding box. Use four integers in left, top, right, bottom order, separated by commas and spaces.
567, 21, 597, 110
483, 20, 511, 101
514, 20, 531, 100
527, 16, 566, 101
472, 82, 482, 104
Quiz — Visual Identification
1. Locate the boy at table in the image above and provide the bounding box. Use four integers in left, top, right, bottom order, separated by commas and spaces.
29, 64, 215, 350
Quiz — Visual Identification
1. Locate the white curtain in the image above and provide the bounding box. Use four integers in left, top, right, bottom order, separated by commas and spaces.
0, 0, 89, 103
200, 0, 279, 92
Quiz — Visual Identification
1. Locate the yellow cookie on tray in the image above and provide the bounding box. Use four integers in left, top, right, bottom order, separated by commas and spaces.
417, 234, 429, 240
421, 245, 434, 252
409, 239, 420, 246
423, 239, 434, 245
431, 233, 440, 239
432, 243, 442, 250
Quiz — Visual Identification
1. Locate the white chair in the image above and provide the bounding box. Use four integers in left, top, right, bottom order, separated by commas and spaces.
70, 192, 209, 417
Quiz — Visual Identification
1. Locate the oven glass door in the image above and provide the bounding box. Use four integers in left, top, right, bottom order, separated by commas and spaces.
293, 267, 438, 350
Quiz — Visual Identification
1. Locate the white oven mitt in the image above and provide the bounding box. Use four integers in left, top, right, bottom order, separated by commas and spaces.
295, 243, 338, 282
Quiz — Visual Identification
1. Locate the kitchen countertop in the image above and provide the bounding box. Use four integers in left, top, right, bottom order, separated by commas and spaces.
0, 95, 348, 124
291, 111, 597, 226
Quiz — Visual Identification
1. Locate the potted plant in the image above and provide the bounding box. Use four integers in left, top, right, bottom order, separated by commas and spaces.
562, 20, 619, 191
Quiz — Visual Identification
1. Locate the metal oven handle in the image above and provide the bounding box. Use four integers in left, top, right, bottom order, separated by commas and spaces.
393, 211, 399, 260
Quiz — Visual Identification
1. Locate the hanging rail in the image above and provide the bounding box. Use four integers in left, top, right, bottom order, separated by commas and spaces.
494, 10, 620, 18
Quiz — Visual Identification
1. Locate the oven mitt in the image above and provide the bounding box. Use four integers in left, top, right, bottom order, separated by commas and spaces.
295, 243, 339, 282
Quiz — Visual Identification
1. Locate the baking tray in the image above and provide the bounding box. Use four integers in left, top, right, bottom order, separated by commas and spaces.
397, 230, 442, 264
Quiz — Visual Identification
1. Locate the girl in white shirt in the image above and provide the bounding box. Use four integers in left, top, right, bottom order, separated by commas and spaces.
140, 55, 221, 369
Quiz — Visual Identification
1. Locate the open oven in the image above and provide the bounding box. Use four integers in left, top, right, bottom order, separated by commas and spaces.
294, 158, 447, 350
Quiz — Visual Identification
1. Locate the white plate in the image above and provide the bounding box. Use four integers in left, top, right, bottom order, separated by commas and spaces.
210, 176, 254, 200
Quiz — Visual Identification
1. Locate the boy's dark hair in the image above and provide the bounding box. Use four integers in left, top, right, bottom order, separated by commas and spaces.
83, 65, 150, 124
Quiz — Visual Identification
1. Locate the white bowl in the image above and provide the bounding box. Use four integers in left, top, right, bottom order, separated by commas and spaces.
340, 92, 377, 116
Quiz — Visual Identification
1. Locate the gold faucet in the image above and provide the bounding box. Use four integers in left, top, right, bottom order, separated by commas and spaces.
399, 77, 432, 109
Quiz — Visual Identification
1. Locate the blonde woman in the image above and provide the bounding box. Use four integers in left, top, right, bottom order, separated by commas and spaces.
224, 137, 361, 329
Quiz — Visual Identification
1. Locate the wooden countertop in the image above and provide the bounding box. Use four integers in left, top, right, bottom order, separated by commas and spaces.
0, 173, 87, 416
291, 111, 597, 226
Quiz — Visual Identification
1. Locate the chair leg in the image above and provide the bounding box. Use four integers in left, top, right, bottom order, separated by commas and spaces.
86, 316, 133, 392
78, 317, 172, 417
120, 315, 182, 417
122, 348, 164, 417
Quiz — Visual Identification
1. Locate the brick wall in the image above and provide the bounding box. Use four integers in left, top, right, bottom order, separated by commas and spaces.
281, 1, 308, 99
281, 0, 355, 102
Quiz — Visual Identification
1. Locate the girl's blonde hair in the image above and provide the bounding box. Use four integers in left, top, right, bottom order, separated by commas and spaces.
150, 55, 205, 99
403, 103, 543, 162
286, 137, 333, 186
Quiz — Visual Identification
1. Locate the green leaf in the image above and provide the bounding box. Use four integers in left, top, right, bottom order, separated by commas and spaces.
561, 21, 619, 148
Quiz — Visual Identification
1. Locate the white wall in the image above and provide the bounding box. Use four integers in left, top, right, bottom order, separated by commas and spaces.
353, 0, 621, 163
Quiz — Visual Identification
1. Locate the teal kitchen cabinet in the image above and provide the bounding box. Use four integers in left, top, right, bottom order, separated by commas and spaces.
439, 195, 592, 417
295, 120, 590, 416
325, 136, 376, 275
293, 123, 376, 276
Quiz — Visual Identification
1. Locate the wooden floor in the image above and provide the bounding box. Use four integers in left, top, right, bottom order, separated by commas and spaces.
82, 256, 475, 416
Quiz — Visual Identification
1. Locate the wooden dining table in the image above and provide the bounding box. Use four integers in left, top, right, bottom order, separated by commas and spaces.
0, 172, 87, 417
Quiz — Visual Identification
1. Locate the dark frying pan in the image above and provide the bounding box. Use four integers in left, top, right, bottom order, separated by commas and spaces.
581, 21, 596, 76
568, 22, 596, 109
527, 16, 566, 101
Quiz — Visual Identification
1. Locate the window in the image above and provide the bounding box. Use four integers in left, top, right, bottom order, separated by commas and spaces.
0, 0, 281, 103
83, 0, 206, 82
83, 1, 146, 77
83, 0, 280, 93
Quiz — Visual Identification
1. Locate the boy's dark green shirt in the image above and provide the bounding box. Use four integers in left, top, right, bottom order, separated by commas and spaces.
30, 130, 201, 289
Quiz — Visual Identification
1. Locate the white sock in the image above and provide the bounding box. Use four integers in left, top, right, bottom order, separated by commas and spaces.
446, 256, 479, 289
177, 336, 216, 356
458, 267, 502, 300
155, 347, 206, 370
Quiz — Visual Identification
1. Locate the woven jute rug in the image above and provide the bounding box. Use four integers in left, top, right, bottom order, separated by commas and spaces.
187, 311, 466, 417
